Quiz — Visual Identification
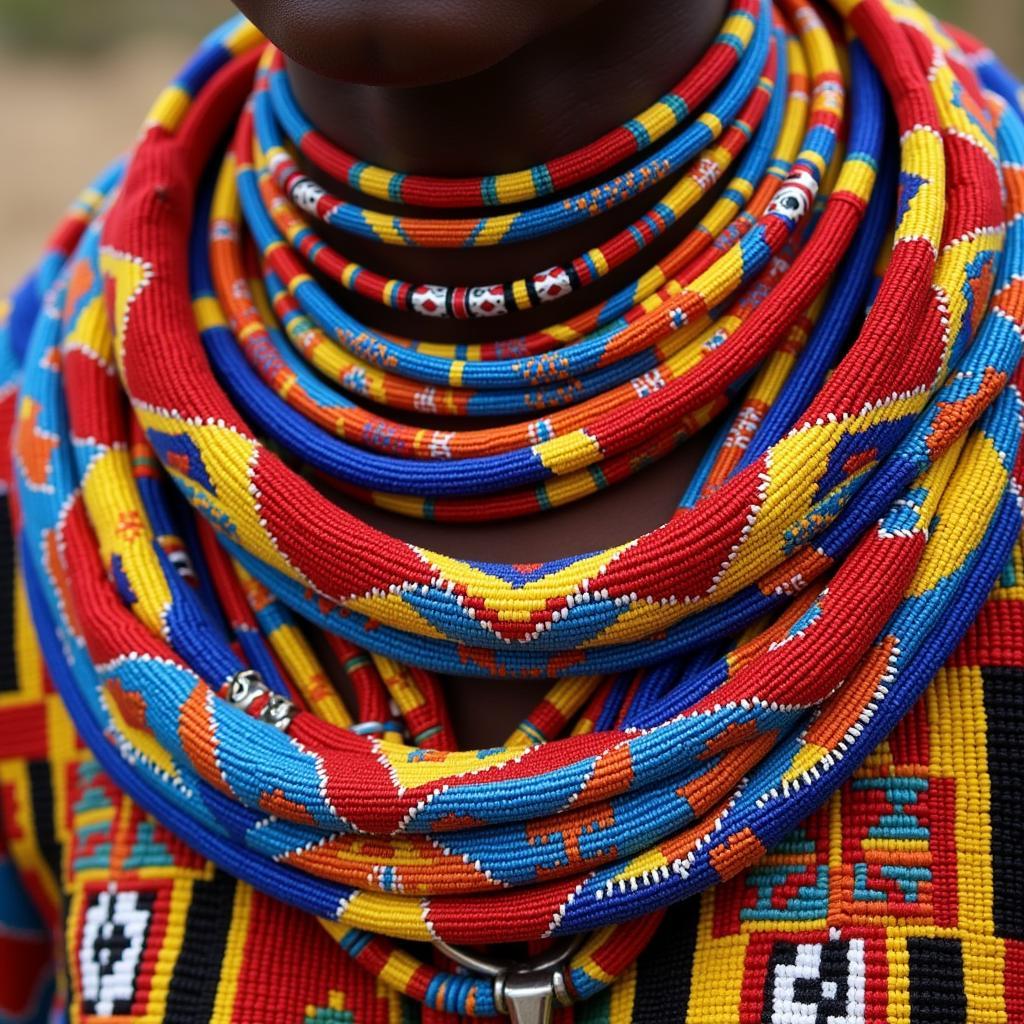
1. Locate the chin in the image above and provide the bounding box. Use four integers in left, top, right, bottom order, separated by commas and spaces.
231, 0, 590, 86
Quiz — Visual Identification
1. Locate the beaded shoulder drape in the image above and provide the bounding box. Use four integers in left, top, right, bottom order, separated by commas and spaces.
1, 0, 1023, 1020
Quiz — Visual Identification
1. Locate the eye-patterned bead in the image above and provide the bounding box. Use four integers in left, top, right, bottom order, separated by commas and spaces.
765, 167, 818, 225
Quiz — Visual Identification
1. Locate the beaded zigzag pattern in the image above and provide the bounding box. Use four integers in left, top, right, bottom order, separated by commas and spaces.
2, 539, 1022, 1020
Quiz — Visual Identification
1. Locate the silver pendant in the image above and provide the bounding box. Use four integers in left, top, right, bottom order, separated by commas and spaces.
496, 967, 565, 1024
432, 934, 582, 1022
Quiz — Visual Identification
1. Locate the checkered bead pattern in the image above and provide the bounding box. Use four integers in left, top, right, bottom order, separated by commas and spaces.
1, 0, 1024, 1020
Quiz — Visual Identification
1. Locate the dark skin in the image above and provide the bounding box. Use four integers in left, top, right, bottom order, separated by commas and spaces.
232, 0, 730, 744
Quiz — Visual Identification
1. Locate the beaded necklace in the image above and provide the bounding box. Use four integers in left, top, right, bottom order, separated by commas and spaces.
257, 1, 772, 250
249, 15, 779, 320
269, 0, 763, 209
5, 0, 1024, 1019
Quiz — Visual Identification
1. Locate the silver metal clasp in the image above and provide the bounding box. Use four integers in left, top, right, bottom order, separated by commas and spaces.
225, 669, 297, 731
495, 967, 568, 1024
432, 934, 582, 1023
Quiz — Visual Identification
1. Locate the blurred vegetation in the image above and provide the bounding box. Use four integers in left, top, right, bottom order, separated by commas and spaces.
0, 0, 231, 52
931, 0, 1023, 73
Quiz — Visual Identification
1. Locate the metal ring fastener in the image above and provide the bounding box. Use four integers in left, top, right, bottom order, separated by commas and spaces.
225, 669, 297, 731
432, 934, 584, 1024
226, 668, 267, 710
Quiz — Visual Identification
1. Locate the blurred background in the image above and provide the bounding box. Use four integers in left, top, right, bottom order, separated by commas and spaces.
1, 0, 1021, 294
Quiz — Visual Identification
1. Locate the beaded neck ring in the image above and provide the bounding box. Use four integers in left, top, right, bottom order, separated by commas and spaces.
248, 43, 780, 321
255, 0, 772, 249
248, 2, 776, 320
6, 0, 1024, 1018
268, 0, 763, 209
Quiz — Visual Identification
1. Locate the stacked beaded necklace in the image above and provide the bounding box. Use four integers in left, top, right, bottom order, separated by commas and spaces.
5, 0, 1024, 1017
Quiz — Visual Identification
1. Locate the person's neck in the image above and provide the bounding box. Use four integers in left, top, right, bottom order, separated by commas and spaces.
284, 0, 730, 348
286, 0, 729, 176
